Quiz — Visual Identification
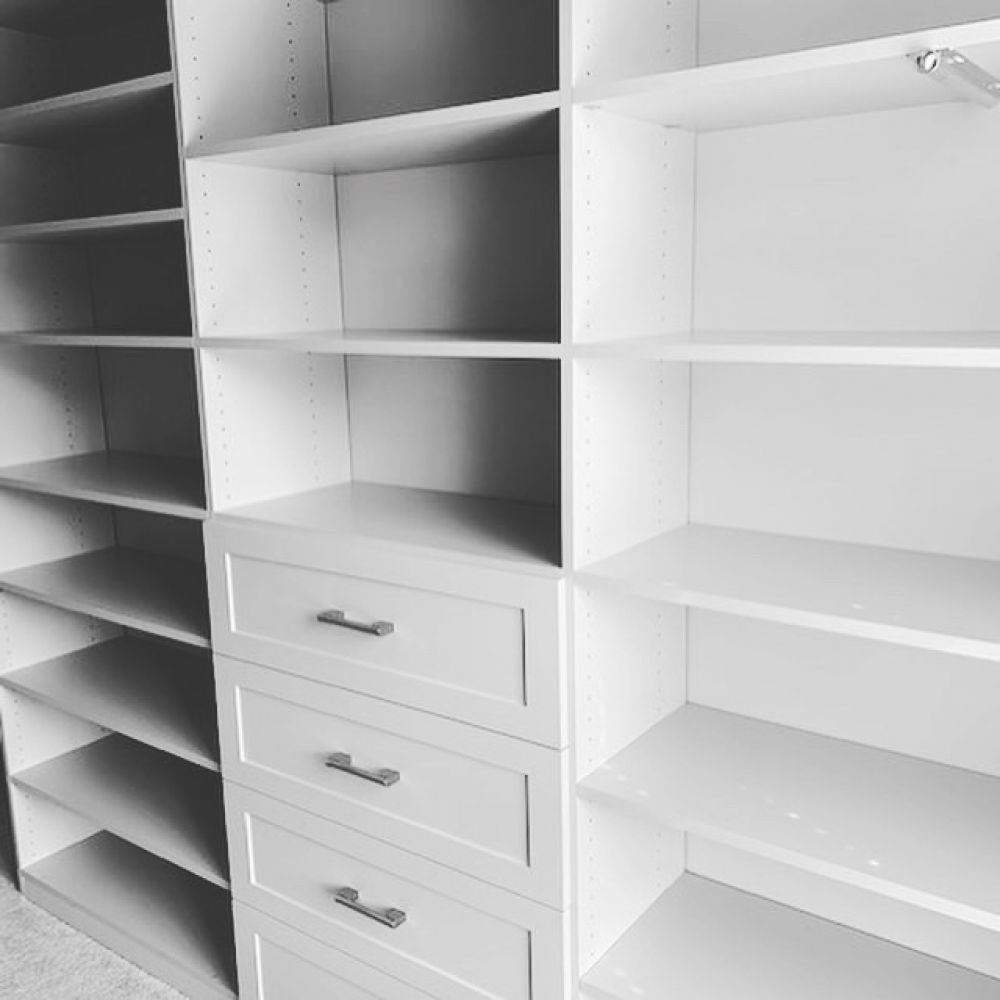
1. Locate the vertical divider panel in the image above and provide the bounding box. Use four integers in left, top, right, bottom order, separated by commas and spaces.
186, 163, 342, 337
573, 109, 694, 343
171, 0, 329, 147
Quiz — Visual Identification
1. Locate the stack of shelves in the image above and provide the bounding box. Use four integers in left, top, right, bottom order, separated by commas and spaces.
573, 2, 1000, 997
0, 1, 234, 997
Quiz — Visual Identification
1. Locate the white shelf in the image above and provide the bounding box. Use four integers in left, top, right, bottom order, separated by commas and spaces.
0, 73, 174, 145
580, 704, 1000, 930
200, 329, 561, 359
191, 91, 559, 174
0, 636, 218, 770
583, 875, 1000, 1000
576, 331, 1000, 368
13, 734, 227, 886
22, 833, 235, 1000
0, 330, 193, 349
0, 209, 184, 244
0, 451, 206, 518
576, 19, 1000, 131
220, 481, 561, 570
0, 548, 211, 648
580, 524, 1000, 660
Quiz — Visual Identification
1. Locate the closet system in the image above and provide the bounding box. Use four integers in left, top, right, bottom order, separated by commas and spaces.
0, 1, 998, 998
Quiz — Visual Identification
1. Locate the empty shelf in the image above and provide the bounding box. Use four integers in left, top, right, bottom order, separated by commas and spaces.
577, 18, 1000, 131
580, 705, 1000, 930
580, 524, 1000, 659
1, 636, 218, 769
192, 92, 559, 174
0, 73, 174, 145
14, 734, 227, 886
0, 330, 193, 348
22, 833, 235, 999
0, 548, 211, 647
221, 481, 561, 569
200, 329, 561, 359
0, 209, 184, 243
576, 331, 1000, 367
583, 875, 1000, 1000
0, 452, 205, 518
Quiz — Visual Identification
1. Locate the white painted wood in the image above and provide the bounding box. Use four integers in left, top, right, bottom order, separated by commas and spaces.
695, 105, 1000, 334
206, 519, 566, 746
6, 785, 96, 871
1, 636, 218, 769
583, 873, 1000, 1000
0, 143, 77, 225
573, 360, 689, 566
225, 784, 570, 1000
0, 244, 92, 332
200, 349, 350, 510
235, 903, 437, 1000
689, 611, 1000, 777
578, 20, 1000, 131
347, 357, 559, 506
691, 837, 1000, 980
221, 482, 560, 569
580, 704, 1000, 930
192, 93, 559, 174
581, 524, 1000, 659
186, 164, 341, 336
337, 156, 559, 333
0, 332, 193, 348
0, 27, 62, 108
324, 0, 558, 123
12, 733, 227, 886
0, 688, 104, 772
573, 110, 693, 343
171, 0, 329, 146
574, 588, 685, 777
0, 208, 184, 243
217, 655, 569, 907
22, 832, 236, 998
690, 367, 1000, 558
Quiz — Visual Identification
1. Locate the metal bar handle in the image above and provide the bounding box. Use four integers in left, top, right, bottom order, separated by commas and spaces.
325, 752, 400, 787
333, 887, 407, 929
316, 608, 394, 637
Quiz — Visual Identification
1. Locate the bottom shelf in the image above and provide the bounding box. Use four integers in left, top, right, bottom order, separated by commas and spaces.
583, 875, 1000, 1000
22, 832, 236, 1000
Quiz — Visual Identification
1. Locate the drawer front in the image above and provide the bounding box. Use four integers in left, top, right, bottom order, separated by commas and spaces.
226, 784, 569, 1000
235, 903, 434, 1000
217, 656, 568, 907
206, 521, 566, 746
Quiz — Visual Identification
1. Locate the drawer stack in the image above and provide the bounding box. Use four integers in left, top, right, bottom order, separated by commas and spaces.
173, 2, 569, 997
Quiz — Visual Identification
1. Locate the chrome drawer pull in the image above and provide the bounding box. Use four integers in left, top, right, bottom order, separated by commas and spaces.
334, 887, 407, 929
325, 752, 400, 787
316, 608, 394, 637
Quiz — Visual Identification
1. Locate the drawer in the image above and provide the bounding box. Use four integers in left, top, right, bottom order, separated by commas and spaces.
235, 903, 434, 1000
206, 520, 566, 746
226, 784, 569, 1000
217, 656, 569, 907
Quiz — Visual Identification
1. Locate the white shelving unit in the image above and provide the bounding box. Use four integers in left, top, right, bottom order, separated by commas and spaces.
0, 1, 233, 996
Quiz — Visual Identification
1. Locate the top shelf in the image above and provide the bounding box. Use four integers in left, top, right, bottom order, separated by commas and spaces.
576, 19, 1000, 131
189, 92, 560, 175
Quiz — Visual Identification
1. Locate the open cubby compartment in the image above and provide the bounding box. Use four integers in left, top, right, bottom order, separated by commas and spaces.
186, 130, 560, 344
575, 0, 1000, 84
0, 593, 218, 769
574, 98, 1000, 353
0, 0, 170, 109
203, 348, 561, 566
0, 226, 192, 339
174, 0, 558, 146
574, 590, 1000, 982
0, 345, 205, 515
0, 489, 210, 646
0, 92, 180, 226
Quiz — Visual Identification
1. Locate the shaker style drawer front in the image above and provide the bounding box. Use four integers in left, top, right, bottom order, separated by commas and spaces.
226, 785, 568, 1000
235, 903, 434, 1000
206, 521, 566, 746
217, 657, 568, 907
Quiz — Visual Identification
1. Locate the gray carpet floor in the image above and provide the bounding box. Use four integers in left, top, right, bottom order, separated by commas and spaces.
0, 750, 186, 999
